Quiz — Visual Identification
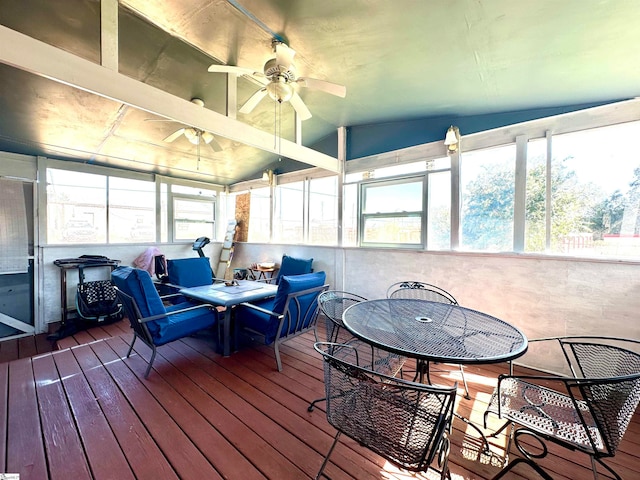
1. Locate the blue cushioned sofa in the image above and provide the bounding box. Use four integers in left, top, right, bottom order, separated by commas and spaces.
111, 266, 219, 377
235, 271, 328, 371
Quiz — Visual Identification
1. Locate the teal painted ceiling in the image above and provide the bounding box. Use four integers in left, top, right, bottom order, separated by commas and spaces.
0, 0, 638, 184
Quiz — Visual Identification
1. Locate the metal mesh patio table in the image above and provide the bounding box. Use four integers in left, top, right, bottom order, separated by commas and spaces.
342, 298, 528, 371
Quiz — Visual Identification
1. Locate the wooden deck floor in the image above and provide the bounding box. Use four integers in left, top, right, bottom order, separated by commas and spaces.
0, 319, 638, 479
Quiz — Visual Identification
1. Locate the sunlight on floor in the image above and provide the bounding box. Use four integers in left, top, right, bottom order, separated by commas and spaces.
440, 369, 500, 389
381, 460, 464, 479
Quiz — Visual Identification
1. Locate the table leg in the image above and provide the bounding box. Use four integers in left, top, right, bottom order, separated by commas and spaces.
222, 308, 232, 357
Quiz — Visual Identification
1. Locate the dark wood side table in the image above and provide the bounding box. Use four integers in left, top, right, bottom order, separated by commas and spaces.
247, 266, 279, 282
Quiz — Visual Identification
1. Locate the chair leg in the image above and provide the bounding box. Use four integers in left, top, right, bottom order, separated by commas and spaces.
593, 456, 622, 480
126, 334, 137, 358
308, 396, 326, 412
144, 345, 157, 378
491, 457, 553, 480
316, 431, 342, 480
274, 342, 283, 372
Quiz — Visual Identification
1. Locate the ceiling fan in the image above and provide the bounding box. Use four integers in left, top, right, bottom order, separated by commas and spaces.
208, 41, 346, 121
147, 98, 223, 152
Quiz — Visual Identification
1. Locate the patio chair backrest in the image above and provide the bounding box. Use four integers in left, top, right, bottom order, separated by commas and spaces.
314, 341, 457, 474
273, 254, 313, 284
167, 257, 214, 287
387, 281, 458, 304
561, 339, 640, 455
111, 266, 166, 332
114, 287, 155, 347
317, 290, 407, 377
317, 290, 367, 342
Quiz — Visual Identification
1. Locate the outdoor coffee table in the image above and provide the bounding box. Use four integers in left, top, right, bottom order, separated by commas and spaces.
180, 280, 278, 356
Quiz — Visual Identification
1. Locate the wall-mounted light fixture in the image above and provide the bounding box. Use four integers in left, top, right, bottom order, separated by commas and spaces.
444, 125, 460, 155
262, 169, 274, 185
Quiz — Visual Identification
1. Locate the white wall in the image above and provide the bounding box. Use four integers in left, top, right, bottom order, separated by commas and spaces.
32, 234, 640, 372
231, 243, 640, 372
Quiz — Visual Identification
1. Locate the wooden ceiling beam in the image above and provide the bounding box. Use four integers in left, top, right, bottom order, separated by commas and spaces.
0, 25, 339, 173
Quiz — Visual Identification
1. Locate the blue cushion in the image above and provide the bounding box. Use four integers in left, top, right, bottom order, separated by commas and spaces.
272, 271, 326, 313
112, 266, 217, 344
275, 255, 313, 284
167, 257, 213, 287
237, 271, 326, 344
153, 306, 216, 345
111, 266, 165, 318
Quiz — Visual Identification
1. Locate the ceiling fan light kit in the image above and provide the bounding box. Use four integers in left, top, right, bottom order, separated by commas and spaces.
208, 41, 346, 121
155, 98, 223, 152
266, 76, 294, 103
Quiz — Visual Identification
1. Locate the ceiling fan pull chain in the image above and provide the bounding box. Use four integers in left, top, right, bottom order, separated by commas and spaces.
197, 135, 201, 171
278, 100, 282, 159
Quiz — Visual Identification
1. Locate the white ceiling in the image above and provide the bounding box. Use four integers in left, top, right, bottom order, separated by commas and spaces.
0, 0, 638, 185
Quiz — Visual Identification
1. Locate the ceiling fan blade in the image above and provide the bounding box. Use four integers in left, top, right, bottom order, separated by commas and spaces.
207, 64, 256, 76
202, 131, 223, 152
296, 77, 347, 98
275, 43, 296, 70
144, 118, 177, 123
239, 88, 268, 114
289, 92, 312, 121
163, 128, 186, 143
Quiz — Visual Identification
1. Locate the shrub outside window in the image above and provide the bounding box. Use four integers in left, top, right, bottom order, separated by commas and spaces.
460, 145, 516, 251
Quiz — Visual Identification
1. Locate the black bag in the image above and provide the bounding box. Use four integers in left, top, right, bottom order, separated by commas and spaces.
76, 280, 123, 322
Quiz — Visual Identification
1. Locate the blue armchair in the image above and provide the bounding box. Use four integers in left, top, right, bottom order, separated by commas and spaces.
235, 271, 328, 371
111, 266, 219, 377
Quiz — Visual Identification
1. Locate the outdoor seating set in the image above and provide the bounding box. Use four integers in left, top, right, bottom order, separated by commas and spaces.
111, 259, 640, 479
312, 282, 640, 480
111, 254, 326, 376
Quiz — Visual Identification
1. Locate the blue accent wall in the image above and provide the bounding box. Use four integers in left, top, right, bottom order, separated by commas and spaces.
310, 100, 622, 160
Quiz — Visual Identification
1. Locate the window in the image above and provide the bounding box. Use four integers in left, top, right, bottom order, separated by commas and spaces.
461, 145, 516, 251
427, 170, 451, 250
549, 122, 640, 259
343, 183, 358, 246
46, 165, 218, 244
308, 177, 338, 245
348, 158, 451, 249
248, 187, 271, 243
525, 138, 548, 252
109, 177, 155, 243
46, 169, 106, 244
170, 184, 216, 242
360, 178, 423, 247
273, 182, 304, 244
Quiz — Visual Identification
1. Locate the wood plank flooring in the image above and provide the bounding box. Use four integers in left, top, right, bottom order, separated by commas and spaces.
0, 332, 55, 363
0, 319, 637, 479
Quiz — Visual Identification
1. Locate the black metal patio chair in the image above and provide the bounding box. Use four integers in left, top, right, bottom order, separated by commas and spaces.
314, 341, 457, 480
308, 290, 407, 412
484, 336, 640, 480
387, 281, 470, 398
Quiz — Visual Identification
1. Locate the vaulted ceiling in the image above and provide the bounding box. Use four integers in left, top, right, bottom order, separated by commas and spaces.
0, 0, 638, 186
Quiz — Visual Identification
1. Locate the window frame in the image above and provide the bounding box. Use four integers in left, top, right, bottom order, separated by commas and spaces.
42, 159, 220, 245
359, 175, 426, 248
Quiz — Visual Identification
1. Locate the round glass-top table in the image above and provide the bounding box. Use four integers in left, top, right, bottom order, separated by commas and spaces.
342, 298, 528, 366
